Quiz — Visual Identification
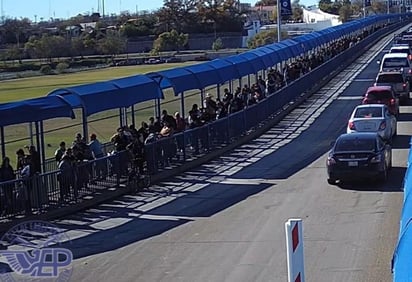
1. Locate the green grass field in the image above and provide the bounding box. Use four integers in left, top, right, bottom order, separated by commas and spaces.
1, 61, 253, 168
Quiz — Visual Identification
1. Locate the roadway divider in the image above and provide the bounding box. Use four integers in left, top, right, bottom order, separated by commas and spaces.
392, 137, 412, 281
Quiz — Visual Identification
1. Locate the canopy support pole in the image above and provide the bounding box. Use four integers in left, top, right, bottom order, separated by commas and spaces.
82, 109, 89, 143
28, 122, 34, 145
124, 107, 128, 126
119, 108, 123, 128
39, 121, 46, 173
0, 126, 5, 161
229, 80, 232, 93
200, 89, 204, 108
155, 98, 161, 118
35, 122, 41, 153
180, 92, 185, 120
131, 105, 136, 126
238, 78, 242, 89
248, 74, 251, 87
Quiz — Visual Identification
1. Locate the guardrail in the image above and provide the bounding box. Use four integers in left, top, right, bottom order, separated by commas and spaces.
0, 20, 405, 223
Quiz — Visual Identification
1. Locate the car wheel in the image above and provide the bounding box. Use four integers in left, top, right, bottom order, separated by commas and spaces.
327, 178, 337, 185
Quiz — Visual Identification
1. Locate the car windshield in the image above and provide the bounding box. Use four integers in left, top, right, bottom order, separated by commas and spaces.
390, 49, 410, 54
377, 74, 403, 83
354, 107, 383, 118
366, 90, 392, 100
383, 58, 409, 67
335, 137, 376, 152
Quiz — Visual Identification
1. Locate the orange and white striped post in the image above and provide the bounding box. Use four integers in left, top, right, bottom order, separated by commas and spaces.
285, 218, 305, 282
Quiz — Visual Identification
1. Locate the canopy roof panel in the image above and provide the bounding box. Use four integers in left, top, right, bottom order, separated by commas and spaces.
0, 96, 74, 127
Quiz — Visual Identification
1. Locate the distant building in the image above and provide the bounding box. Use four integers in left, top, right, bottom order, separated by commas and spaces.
258, 7, 342, 39
250, 5, 276, 24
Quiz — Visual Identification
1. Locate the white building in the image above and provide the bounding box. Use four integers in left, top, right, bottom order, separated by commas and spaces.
258, 7, 342, 37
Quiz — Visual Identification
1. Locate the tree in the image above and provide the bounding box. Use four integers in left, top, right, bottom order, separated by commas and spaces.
97, 30, 126, 60
24, 34, 70, 61
157, 0, 197, 33
370, 1, 387, 14
212, 37, 224, 51
2, 18, 31, 46
291, 0, 304, 22
152, 29, 189, 52
247, 29, 288, 48
338, 4, 352, 23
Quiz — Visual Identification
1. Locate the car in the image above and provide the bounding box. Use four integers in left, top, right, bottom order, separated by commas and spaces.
390, 44, 412, 60
377, 53, 412, 83
362, 86, 399, 116
346, 104, 397, 141
144, 58, 162, 64
164, 57, 182, 63
374, 70, 410, 103
326, 132, 392, 185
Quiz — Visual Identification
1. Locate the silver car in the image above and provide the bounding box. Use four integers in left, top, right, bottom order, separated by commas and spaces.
346, 104, 397, 142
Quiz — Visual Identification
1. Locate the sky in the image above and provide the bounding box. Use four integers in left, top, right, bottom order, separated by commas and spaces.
1, 0, 317, 22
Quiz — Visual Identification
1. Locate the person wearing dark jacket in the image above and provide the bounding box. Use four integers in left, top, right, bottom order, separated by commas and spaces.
0, 157, 15, 215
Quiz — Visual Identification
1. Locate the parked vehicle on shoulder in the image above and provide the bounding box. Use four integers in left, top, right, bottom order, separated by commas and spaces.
326, 132, 392, 185
374, 70, 410, 103
347, 104, 397, 142
362, 86, 399, 116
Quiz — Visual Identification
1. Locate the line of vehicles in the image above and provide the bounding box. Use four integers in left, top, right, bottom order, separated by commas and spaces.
326, 30, 412, 185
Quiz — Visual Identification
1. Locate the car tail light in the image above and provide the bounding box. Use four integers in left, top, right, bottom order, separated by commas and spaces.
370, 154, 382, 163
409, 69, 412, 74
390, 98, 396, 105
348, 121, 356, 130
327, 156, 336, 165
379, 121, 386, 130
403, 83, 407, 89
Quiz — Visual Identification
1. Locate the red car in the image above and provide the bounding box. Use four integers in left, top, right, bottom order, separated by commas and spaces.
362, 86, 399, 116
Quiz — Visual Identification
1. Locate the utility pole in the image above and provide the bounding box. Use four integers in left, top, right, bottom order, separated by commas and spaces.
277, 0, 281, 42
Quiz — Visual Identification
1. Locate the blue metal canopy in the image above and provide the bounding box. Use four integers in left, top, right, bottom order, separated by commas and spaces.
238, 51, 266, 73
146, 67, 202, 95
265, 44, 290, 61
0, 96, 75, 126
255, 46, 282, 65
48, 75, 163, 115
206, 59, 240, 83
184, 62, 225, 88
221, 55, 256, 77
248, 47, 277, 68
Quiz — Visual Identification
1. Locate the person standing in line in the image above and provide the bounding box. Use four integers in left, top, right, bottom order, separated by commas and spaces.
55, 141, 66, 165
89, 133, 107, 180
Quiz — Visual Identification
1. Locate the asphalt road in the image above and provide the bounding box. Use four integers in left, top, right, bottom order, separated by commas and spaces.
24, 31, 411, 282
